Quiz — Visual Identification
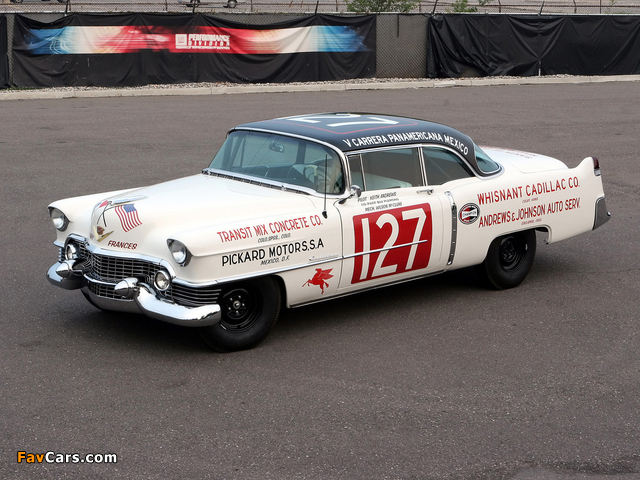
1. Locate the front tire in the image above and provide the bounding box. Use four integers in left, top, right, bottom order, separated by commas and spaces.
476, 230, 536, 290
199, 277, 281, 352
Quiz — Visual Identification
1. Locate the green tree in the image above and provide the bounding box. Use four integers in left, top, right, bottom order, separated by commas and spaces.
451, 0, 477, 12
347, 0, 418, 13
449, 0, 493, 12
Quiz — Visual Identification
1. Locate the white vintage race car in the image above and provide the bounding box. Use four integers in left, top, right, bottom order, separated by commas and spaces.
47, 113, 610, 351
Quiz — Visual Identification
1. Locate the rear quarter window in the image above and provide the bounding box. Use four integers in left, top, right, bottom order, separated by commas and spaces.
422, 147, 473, 185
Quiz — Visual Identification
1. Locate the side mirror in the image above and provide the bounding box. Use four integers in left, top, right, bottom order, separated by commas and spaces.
339, 185, 362, 204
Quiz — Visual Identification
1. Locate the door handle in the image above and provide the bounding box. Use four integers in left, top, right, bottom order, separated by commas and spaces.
417, 188, 434, 195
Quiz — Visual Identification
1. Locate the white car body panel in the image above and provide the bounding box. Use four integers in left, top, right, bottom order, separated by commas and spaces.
49, 152, 605, 306
46, 113, 609, 350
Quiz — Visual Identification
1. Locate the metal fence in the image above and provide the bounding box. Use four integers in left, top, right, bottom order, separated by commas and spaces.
2, 0, 640, 14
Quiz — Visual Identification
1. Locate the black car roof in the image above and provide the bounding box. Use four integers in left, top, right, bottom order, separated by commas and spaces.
234, 112, 478, 166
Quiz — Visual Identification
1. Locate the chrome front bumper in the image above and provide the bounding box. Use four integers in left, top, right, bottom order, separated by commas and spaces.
47, 261, 221, 327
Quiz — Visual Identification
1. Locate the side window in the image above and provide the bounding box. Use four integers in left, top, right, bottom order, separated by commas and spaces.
296, 142, 344, 194
353, 148, 423, 191
422, 147, 473, 185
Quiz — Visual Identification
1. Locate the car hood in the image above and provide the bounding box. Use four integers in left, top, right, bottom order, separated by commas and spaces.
89, 174, 319, 257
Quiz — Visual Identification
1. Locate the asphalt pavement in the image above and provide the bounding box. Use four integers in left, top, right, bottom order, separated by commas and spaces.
1, 81, 639, 479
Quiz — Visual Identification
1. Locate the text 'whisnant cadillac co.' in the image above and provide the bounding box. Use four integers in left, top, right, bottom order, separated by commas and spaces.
47, 113, 610, 351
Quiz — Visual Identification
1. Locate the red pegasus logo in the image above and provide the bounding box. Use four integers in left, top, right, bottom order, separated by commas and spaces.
303, 268, 334, 294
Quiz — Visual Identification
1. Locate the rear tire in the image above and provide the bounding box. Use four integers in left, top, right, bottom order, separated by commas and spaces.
198, 277, 281, 352
476, 230, 536, 290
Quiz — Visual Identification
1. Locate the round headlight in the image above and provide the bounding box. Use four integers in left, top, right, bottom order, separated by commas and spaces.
50, 208, 68, 231
168, 239, 190, 266
154, 270, 171, 291
65, 243, 78, 260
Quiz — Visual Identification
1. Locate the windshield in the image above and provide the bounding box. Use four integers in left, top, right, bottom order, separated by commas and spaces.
474, 144, 501, 174
208, 130, 344, 194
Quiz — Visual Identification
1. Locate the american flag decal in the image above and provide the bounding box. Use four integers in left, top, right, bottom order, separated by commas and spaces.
115, 203, 142, 232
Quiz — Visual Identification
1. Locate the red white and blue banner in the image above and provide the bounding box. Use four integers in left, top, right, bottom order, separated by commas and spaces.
12, 14, 376, 87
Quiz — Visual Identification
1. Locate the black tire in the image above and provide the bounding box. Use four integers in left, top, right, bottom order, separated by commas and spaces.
476, 230, 536, 290
199, 277, 281, 352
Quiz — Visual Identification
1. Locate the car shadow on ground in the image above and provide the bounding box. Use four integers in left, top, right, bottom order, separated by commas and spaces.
275, 266, 483, 338
58, 304, 211, 354
48, 266, 493, 354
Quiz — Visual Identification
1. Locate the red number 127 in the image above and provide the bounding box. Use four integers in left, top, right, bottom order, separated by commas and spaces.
351, 204, 433, 284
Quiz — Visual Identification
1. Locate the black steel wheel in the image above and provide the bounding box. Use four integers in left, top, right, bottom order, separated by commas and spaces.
198, 277, 281, 352
476, 230, 536, 290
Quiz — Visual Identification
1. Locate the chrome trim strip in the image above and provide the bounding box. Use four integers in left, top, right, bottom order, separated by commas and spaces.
342, 239, 430, 260
172, 256, 344, 288
173, 238, 429, 289
83, 274, 117, 286
290, 269, 446, 308
111, 195, 147, 205
309, 253, 341, 261
444, 191, 457, 265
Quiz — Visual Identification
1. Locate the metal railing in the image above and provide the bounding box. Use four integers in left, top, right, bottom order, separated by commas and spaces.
2, 0, 640, 14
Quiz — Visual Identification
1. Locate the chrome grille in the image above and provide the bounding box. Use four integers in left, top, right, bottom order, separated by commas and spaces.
88, 282, 118, 299
163, 284, 222, 307
65, 239, 222, 307
59, 242, 91, 263
88, 252, 161, 284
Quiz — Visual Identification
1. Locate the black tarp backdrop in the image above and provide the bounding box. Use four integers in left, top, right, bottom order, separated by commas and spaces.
427, 15, 640, 78
12, 13, 376, 88
1, 16, 9, 88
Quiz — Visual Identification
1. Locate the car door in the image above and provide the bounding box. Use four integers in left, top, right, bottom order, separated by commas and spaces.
336, 146, 447, 293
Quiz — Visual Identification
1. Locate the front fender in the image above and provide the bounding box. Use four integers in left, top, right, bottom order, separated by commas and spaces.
48, 188, 139, 244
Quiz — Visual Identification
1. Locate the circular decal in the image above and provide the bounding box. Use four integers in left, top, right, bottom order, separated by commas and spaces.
459, 203, 480, 225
